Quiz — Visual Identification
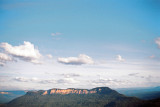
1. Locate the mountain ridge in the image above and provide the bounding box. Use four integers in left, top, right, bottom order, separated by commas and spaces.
26, 87, 118, 95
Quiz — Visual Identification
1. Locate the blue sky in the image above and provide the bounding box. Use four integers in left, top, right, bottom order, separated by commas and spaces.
0, 0, 160, 90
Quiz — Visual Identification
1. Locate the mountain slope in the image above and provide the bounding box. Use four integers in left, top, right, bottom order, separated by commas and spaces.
3, 87, 145, 107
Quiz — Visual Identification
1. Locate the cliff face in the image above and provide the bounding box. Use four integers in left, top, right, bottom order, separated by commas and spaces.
42, 88, 99, 95
26, 87, 118, 96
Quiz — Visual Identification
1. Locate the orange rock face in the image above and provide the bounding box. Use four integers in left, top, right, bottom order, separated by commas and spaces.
42, 88, 97, 95
50, 89, 56, 94
42, 91, 48, 95
90, 90, 96, 93
0, 92, 9, 94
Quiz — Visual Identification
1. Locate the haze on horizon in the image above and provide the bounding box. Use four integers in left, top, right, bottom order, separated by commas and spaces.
0, 0, 160, 91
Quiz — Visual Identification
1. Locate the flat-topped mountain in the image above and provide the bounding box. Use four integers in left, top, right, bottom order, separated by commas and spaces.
1, 87, 159, 107
33, 87, 116, 95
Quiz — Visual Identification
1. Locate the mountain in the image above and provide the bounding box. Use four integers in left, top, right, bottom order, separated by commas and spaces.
0, 91, 26, 104
116, 87, 160, 100
0, 87, 148, 107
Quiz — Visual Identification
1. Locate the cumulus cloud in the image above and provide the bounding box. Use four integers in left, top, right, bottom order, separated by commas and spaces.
116, 55, 125, 62
39, 78, 79, 84
14, 77, 54, 84
14, 77, 78, 85
155, 37, 160, 48
0, 62, 5, 66
92, 78, 120, 84
61, 73, 81, 78
14, 77, 29, 82
0, 53, 12, 61
0, 41, 42, 64
39, 79, 56, 84
57, 54, 94, 65
51, 32, 62, 36
90, 78, 130, 87
128, 73, 139, 76
46, 54, 53, 59
128, 73, 160, 82
14, 77, 38, 82
57, 78, 79, 84
91, 78, 118, 86
149, 55, 155, 59
0, 53, 12, 66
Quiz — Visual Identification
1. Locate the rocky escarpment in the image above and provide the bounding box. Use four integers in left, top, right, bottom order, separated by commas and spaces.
42, 88, 99, 95
25, 87, 119, 96
0, 92, 9, 94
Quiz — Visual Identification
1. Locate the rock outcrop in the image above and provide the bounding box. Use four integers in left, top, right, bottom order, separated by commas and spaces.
0, 92, 9, 94
42, 88, 98, 95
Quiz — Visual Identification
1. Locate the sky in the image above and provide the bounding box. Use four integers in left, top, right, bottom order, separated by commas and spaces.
0, 0, 160, 90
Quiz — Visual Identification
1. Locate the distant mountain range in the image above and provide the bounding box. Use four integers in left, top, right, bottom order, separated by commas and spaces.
0, 87, 160, 107
0, 91, 26, 104
116, 86, 160, 100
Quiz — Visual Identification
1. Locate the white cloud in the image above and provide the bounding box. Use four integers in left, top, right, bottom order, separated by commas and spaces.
0, 62, 5, 66
0, 53, 12, 61
14, 77, 29, 82
39, 78, 79, 84
149, 55, 155, 59
14, 77, 39, 82
116, 55, 125, 62
57, 54, 94, 65
90, 78, 130, 88
0, 53, 12, 66
61, 73, 81, 78
92, 78, 119, 84
46, 54, 53, 59
14, 76, 79, 85
155, 37, 160, 48
128, 73, 159, 82
39, 79, 56, 84
57, 78, 79, 84
31, 77, 38, 81
51, 32, 62, 36
0, 41, 42, 64
128, 73, 139, 76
